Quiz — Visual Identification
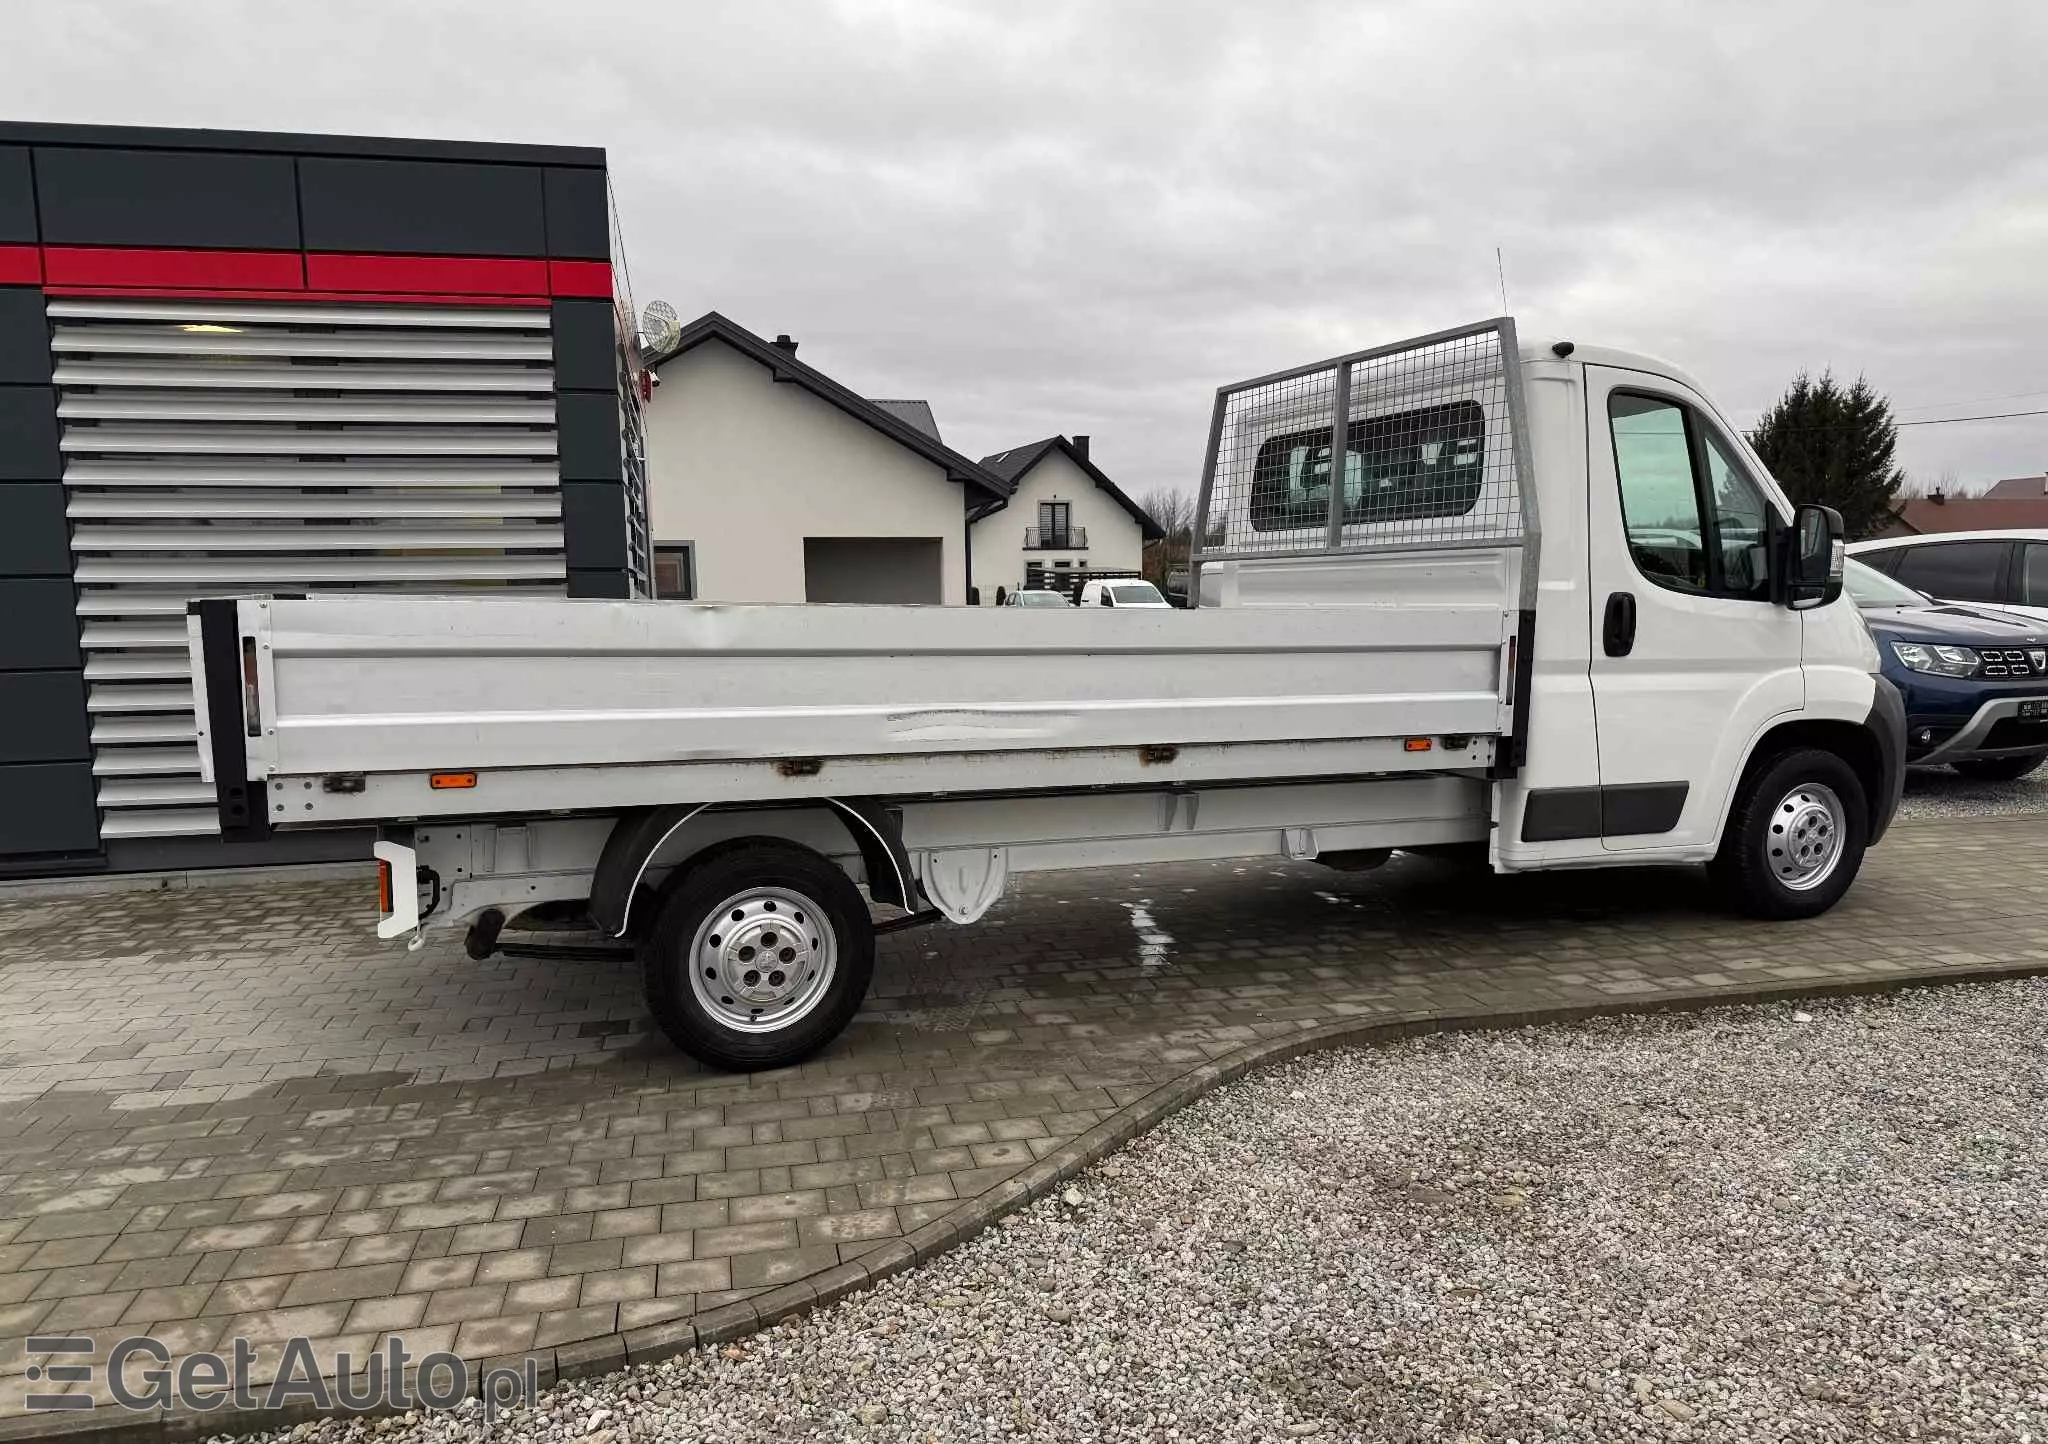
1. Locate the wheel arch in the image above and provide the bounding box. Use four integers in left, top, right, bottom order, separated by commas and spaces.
1718, 717, 1890, 849
590, 799, 915, 938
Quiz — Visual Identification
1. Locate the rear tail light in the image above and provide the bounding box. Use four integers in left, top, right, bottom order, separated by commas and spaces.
377, 858, 393, 915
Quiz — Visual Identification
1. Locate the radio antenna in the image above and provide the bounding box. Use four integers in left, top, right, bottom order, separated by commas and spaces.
1495, 247, 1510, 315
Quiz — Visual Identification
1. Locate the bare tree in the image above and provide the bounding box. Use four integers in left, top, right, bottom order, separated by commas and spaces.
1896, 470, 1960, 500
1138, 486, 1199, 592
1138, 486, 1197, 541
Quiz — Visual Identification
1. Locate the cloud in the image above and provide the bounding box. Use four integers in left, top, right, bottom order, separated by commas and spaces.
7, 0, 2047, 493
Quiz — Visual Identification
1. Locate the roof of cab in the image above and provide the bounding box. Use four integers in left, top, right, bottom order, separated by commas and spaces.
1524, 338, 1712, 398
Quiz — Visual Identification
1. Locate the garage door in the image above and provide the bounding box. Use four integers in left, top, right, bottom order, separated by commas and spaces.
803, 537, 943, 603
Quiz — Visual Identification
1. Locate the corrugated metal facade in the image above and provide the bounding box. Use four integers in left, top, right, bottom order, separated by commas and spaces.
52, 297, 566, 841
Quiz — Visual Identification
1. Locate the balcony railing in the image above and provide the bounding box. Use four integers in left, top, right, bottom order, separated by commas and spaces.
1024, 525, 1087, 550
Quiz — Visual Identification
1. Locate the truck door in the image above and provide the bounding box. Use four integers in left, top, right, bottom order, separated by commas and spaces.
1582, 366, 1803, 853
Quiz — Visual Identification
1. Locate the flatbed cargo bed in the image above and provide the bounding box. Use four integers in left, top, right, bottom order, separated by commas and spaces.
194, 590, 1517, 826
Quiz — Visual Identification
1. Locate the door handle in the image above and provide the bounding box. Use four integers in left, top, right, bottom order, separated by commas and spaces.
1603, 591, 1637, 657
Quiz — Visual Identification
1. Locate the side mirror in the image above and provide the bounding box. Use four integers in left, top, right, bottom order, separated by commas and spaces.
1783, 503, 1844, 610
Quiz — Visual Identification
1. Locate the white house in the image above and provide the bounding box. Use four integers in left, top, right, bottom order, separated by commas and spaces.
970, 435, 1165, 602
643, 313, 1010, 603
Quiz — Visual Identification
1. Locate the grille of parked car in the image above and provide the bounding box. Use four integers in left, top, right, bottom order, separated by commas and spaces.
1978, 649, 2045, 678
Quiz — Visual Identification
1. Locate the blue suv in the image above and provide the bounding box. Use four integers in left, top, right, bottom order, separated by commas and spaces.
1847, 559, 2048, 781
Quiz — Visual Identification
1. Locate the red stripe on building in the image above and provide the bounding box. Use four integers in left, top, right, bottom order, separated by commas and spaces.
548, 260, 613, 298
42, 286, 549, 307
306, 253, 550, 296
41, 247, 306, 290
0, 244, 41, 284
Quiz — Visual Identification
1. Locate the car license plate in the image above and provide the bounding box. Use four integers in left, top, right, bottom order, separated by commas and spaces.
2022, 700, 2048, 720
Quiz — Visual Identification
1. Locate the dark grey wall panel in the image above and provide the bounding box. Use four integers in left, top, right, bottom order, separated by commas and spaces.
0, 761, 98, 856
34, 147, 300, 249
0, 147, 32, 244
551, 299, 619, 393
0, 288, 54, 384
556, 393, 623, 482
299, 158, 546, 257
0, 387, 59, 480
568, 569, 632, 599
0, 671, 89, 761
0, 120, 601, 169
0, 580, 80, 670
544, 167, 610, 259
0, 484, 70, 576
562, 481, 628, 571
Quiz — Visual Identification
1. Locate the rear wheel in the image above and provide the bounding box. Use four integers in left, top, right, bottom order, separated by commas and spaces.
1710, 748, 1868, 920
641, 841, 874, 1071
1951, 750, 2048, 782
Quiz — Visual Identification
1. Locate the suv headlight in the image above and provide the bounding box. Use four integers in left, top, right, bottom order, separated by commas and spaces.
1891, 641, 1980, 677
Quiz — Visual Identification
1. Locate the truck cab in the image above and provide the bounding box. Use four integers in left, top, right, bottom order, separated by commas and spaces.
1510, 340, 1897, 871
1194, 326, 1903, 901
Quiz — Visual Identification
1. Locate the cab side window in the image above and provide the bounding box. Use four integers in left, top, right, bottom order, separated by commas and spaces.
1892, 541, 2008, 603
1609, 395, 1706, 590
1700, 430, 1773, 601
1608, 392, 1778, 601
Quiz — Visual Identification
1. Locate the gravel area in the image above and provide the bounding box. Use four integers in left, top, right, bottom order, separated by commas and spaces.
232, 981, 2048, 1444
1897, 765, 2048, 819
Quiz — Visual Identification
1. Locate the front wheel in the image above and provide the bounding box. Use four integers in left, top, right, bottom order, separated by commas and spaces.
1951, 750, 2048, 783
641, 841, 875, 1071
1710, 748, 1869, 920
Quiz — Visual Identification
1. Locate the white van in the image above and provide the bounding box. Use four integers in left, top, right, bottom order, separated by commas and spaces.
1078, 578, 1172, 609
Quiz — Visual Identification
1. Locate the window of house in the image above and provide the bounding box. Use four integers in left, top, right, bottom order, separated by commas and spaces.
653, 543, 695, 600
1607, 393, 1776, 600
1250, 400, 1486, 532
1893, 540, 2009, 603
1037, 501, 1073, 544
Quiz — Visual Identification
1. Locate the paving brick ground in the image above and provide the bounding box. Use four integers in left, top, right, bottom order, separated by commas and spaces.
1, 813, 2044, 1421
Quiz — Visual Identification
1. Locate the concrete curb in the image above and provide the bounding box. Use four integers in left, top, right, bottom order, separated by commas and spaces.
8, 955, 2048, 1442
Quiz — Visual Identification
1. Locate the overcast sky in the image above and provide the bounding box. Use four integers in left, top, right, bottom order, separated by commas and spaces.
7, 0, 2048, 500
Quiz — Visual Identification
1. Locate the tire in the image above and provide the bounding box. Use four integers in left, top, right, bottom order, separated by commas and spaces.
641, 841, 875, 1071
1951, 751, 2048, 783
1710, 748, 1869, 920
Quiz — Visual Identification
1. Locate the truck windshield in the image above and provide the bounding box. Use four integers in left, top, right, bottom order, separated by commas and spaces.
1110, 583, 1165, 604
1250, 400, 1486, 532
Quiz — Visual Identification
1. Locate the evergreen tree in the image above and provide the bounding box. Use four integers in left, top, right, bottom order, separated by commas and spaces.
1746, 371, 1905, 540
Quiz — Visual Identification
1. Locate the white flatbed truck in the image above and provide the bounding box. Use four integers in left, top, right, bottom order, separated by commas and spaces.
188, 320, 1905, 1070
